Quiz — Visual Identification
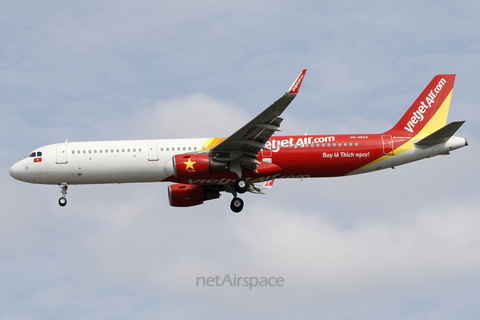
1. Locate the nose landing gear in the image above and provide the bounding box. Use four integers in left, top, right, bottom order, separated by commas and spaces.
58, 182, 68, 207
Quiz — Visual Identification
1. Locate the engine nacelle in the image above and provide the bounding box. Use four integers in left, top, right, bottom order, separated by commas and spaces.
172, 154, 226, 178
168, 184, 220, 207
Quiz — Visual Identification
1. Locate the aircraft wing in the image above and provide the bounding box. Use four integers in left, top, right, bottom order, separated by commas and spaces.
210, 69, 306, 171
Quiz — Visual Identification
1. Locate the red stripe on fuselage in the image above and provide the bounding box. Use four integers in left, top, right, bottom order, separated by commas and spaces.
164, 134, 412, 185
260, 134, 409, 177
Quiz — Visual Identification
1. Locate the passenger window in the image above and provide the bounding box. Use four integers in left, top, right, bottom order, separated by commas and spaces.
139, 148, 142, 152
71, 151, 75, 155
133, 148, 136, 152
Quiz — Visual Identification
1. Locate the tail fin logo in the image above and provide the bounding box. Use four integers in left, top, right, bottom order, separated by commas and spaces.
404, 78, 447, 133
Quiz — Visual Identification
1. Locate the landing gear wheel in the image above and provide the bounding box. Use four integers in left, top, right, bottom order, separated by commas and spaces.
230, 197, 244, 213
234, 178, 249, 194
58, 183, 68, 207
59, 197, 67, 207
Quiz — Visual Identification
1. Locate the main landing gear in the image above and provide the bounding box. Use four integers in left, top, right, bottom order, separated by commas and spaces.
228, 178, 249, 213
58, 182, 68, 207
234, 178, 249, 194
230, 197, 244, 213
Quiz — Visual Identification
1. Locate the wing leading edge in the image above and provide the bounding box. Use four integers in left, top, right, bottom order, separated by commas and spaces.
210, 69, 307, 175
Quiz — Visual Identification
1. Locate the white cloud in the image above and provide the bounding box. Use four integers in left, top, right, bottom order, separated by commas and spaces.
4, 184, 476, 319
89, 93, 250, 141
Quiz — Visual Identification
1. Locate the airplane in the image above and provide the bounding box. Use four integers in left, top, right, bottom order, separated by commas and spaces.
9, 70, 468, 213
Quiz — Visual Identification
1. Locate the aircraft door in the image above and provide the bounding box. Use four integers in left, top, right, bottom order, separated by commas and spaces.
148, 141, 159, 161
56, 143, 68, 164
381, 135, 394, 156
262, 148, 272, 158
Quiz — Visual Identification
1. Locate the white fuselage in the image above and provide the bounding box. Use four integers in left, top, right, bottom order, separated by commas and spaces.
9, 139, 209, 185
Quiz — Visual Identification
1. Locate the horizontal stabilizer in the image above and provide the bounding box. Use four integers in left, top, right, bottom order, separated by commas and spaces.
415, 121, 465, 145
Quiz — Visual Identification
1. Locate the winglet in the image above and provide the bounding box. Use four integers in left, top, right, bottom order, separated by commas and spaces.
262, 179, 275, 188
288, 69, 307, 94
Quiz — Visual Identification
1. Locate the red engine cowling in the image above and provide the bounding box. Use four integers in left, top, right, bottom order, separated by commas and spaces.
168, 184, 220, 207
172, 154, 226, 178
168, 184, 204, 207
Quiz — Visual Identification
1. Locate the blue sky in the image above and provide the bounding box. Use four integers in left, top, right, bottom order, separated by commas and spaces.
1, 1, 479, 319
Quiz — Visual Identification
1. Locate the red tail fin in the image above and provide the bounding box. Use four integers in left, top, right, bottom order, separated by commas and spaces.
386, 75, 456, 136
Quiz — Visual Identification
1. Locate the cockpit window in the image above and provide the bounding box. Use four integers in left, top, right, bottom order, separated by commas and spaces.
26, 151, 42, 158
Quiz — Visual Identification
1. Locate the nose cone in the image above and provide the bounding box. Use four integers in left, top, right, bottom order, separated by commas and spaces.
9, 161, 22, 181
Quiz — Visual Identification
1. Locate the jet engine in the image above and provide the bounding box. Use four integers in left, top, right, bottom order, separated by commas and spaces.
168, 184, 220, 207
172, 154, 226, 178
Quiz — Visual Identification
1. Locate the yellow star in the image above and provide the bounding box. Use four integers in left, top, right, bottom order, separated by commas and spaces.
184, 158, 196, 170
